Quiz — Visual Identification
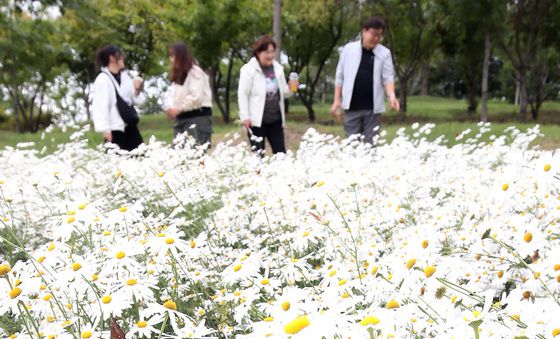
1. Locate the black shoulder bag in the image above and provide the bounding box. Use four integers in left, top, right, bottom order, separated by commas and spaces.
104, 72, 140, 126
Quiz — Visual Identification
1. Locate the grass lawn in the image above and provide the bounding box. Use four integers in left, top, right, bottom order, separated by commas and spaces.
1, 96, 559, 154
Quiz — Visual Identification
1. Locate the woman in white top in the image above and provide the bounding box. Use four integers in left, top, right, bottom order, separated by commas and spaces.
163, 42, 213, 146
237, 36, 297, 155
91, 45, 145, 151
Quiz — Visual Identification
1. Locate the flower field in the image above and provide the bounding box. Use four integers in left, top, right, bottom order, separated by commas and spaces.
0, 124, 559, 338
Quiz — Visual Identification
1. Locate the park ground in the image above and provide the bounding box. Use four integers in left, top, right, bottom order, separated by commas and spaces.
1, 96, 559, 153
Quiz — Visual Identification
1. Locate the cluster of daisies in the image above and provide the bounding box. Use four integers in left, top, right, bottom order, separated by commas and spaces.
0, 124, 559, 338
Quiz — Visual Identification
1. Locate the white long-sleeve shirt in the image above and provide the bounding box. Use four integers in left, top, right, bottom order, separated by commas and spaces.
237, 57, 292, 128
91, 67, 145, 132
335, 41, 395, 112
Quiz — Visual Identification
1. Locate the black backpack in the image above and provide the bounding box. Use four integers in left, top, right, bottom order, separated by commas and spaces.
104, 72, 140, 126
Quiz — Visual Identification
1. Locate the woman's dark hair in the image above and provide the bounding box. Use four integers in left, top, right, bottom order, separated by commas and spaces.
169, 42, 195, 84
362, 16, 386, 31
95, 44, 122, 69
252, 35, 277, 59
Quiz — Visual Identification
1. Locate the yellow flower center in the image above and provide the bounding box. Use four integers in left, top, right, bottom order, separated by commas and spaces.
78, 204, 87, 210
338, 279, 347, 286
115, 251, 126, 259
386, 300, 400, 309
329, 269, 337, 277
544, 164, 551, 172
66, 217, 75, 224
552, 328, 560, 337
523, 232, 533, 243
406, 258, 416, 270
9, 287, 22, 299
502, 183, 509, 191
263, 317, 274, 322
282, 301, 291, 311
91, 274, 98, 281
101, 295, 112, 304
359, 315, 380, 326
118, 206, 128, 212
81, 331, 92, 338
497, 271, 504, 278
163, 300, 177, 310
233, 264, 242, 272
424, 266, 437, 278
165, 238, 175, 245
0, 264, 11, 276
190, 240, 196, 248
137, 321, 148, 328
48, 243, 56, 251
260, 278, 270, 285
71, 263, 81, 271
421, 240, 429, 248
284, 315, 310, 334
43, 294, 53, 301
127, 279, 137, 286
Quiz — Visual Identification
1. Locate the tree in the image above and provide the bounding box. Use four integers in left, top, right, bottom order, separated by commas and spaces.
435, 0, 501, 120
283, 0, 353, 121
0, 4, 68, 132
164, 0, 269, 123
497, 0, 549, 122
59, 1, 166, 120
381, 0, 438, 117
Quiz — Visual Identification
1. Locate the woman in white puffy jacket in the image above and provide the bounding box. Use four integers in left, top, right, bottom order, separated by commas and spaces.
237, 36, 297, 155
163, 42, 213, 146
91, 45, 145, 151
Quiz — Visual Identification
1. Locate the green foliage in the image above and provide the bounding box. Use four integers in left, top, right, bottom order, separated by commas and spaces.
0, 4, 68, 132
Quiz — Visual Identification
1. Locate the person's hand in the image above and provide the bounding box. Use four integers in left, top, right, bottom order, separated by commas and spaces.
242, 119, 252, 130
133, 77, 144, 92
330, 100, 341, 118
389, 93, 400, 111
165, 108, 180, 120
103, 131, 112, 142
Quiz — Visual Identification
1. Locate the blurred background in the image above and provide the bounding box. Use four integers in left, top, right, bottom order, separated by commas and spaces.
1, 0, 559, 151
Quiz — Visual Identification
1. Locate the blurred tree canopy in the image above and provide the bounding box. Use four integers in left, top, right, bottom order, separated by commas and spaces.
1, 0, 560, 132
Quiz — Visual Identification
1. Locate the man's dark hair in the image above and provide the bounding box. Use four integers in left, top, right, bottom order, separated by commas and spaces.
362, 16, 386, 31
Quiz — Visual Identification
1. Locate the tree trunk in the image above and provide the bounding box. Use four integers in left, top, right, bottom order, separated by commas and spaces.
12, 99, 21, 133
273, 0, 282, 61
514, 79, 520, 106
209, 65, 226, 120
399, 79, 408, 117
480, 30, 490, 122
420, 61, 429, 96
466, 91, 477, 118
299, 94, 315, 121
518, 72, 528, 122
223, 54, 234, 124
